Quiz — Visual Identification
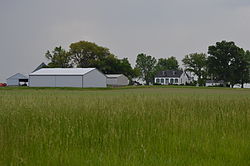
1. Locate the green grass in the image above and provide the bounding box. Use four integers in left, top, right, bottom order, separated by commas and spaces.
0, 87, 249, 166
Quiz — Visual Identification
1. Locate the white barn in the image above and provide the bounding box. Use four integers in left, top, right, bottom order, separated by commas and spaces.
106, 74, 129, 86
29, 68, 107, 88
7, 73, 29, 86
154, 70, 192, 85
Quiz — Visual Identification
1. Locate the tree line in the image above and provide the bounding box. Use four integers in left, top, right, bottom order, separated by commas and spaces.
44, 40, 250, 88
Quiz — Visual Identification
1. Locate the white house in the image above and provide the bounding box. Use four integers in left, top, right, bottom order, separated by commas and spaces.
106, 74, 129, 86
29, 68, 107, 88
154, 70, 192, 85
7, 73, 29, 86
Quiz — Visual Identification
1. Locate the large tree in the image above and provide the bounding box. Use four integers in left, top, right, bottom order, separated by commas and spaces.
69, 41, 111, 68
155, 56, 179, 72
69, 41, 138, 79
232, 50, 250, 88
100, 55, 137, 80
135, 53, 157, 85
182, 53, 207, 86
45, 46, 72, 68
207, 40, 249, 87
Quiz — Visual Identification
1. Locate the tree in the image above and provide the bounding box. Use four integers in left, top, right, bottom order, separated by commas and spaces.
45, 46, 72, 68
117, 58, 138, 80
234, 50, 250, 88
155, 56, 179, 72
69, 41, 111, 68
100, 55, 136, 80
207, 41, 245, 87
182, 53, 207, 86
135, 53, 157, 85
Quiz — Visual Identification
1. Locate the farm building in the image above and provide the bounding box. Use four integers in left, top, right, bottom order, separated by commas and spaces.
106, 74, 129, 86
29, 68, 107, 88
205, 80, 224, 87
6, 73, 29, 86
154, 70, 192, 85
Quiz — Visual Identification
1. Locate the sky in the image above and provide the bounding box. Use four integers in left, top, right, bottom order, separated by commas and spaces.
1, 0, 250, 82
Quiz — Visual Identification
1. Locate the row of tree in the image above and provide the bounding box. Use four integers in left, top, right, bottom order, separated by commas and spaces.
184, 41, 250, 88
44, 40, 250, 88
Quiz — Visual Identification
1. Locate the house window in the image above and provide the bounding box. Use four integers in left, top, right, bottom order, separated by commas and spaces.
175, 79, 178, 83
156, 78, 160, 83
161, 79, 164, 84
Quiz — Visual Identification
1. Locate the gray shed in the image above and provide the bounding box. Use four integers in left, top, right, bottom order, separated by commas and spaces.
29, 68, 107, 88
106, 74, 129, 86
7, 73, 29, 86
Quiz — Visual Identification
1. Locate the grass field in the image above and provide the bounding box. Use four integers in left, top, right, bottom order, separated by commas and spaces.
0, 87, 249, 166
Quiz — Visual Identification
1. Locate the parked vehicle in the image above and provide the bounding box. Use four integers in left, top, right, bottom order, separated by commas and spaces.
0, 83, 7, 87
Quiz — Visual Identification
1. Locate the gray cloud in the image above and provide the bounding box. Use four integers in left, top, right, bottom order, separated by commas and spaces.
1, 0, 250, 82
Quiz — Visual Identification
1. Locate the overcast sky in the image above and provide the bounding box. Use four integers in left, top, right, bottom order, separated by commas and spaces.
1, 0, 250, 82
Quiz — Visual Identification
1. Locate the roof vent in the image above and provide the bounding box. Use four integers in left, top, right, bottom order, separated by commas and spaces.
173, 71, 176, 75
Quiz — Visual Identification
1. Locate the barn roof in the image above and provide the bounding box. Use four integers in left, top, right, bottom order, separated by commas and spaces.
30, 68, 96, 76
33, 62, 47, 72
106, 74, 124, 78
7, 73, 28, 80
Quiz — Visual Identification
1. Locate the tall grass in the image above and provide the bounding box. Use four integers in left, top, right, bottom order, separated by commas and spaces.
0, 88, 249, 166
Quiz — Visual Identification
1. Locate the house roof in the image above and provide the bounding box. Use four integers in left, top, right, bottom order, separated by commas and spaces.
155, 70, 183, 78
106, 74, 124, 78
7, 73, 28, 80
30, 68, 96, 76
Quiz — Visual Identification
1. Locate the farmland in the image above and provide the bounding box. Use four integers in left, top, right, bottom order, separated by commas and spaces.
0, 87, 249, 166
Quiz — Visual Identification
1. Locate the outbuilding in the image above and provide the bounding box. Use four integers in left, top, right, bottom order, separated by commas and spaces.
7, 73, 29, 86
205, 80, 224, 87
29, 68, 107, 88
106, 74, 129, 86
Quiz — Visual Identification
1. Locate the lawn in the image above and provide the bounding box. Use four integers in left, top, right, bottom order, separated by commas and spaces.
0, 87, 249, 166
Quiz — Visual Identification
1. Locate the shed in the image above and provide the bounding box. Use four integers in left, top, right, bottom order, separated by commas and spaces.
7, 73, 29, 86
106, 74, 129, 86
29, 68, 107, 88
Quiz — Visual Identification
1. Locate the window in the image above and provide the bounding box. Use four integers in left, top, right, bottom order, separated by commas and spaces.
170, 79, 174, 84
161, 79, 164, 84
165, 78, 169, 84
175, 79, 178, 83
156, 78, 160, 83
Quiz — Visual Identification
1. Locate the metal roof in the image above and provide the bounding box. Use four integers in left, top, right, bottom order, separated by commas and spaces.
106, 74, 124, 78
206, 80, 224, 84
7, 73, 28, 80
33, 62, 47, 72
30, 68, 96, 76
